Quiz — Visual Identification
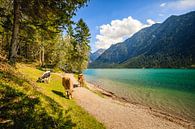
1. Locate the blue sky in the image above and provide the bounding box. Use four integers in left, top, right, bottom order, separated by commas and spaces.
73, 0, 195, 52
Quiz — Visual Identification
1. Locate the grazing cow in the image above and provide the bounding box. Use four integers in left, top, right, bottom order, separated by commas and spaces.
62, 77, 73, 99
37, 71, 51, 83
78, 74, 84, 87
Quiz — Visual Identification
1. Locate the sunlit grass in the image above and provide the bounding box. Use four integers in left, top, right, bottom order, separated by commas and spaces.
0, 63, 105, 129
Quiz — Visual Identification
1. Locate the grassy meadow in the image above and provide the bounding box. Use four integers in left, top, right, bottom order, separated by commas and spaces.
0, 63, 105, 129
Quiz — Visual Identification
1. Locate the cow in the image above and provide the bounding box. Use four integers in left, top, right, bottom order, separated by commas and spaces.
37, 71, 51, 83
78, 74, 84, 87
62, 76, 73, 99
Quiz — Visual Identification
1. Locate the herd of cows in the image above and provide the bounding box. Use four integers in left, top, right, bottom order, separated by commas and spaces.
37, 71, 84, 99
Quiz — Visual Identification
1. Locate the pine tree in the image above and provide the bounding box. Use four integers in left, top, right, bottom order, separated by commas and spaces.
74, 19, 91, 73
8, 0, 89, 64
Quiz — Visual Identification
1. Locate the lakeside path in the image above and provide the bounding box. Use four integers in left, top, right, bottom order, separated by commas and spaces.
63, 73, 187, 129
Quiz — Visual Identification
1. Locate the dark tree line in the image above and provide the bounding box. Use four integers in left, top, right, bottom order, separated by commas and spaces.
0, 0, 91, 72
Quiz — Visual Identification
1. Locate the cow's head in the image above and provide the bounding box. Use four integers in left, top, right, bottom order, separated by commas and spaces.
36, 77, 44, 83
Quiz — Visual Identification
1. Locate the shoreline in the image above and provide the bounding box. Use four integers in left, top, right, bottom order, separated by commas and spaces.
85, 81, 194, 129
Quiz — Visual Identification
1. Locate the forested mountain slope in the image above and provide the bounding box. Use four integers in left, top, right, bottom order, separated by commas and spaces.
90, 11, 195, 68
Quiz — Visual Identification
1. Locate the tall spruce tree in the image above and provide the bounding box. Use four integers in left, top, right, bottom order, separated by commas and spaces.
8, 0, 89, 64
74, 19, 91, 72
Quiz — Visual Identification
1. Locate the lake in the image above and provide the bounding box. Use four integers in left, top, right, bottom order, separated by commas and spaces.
84, 69, 195, 123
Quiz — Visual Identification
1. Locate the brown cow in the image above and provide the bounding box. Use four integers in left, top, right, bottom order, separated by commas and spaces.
78, 74, 84, 87
62, 77, 73, 99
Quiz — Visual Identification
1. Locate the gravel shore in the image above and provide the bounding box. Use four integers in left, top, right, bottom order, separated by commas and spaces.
64, 73, 192, 129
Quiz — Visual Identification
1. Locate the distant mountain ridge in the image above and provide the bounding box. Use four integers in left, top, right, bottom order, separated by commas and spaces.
90, 11, 195, 68
89, 49, 105, 63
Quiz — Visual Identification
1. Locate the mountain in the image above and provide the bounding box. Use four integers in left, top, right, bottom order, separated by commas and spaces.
90, 11, 195, 68
89, 49, 106, 62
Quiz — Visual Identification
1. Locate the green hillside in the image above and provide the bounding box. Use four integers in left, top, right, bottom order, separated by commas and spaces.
0, 63, 105, 129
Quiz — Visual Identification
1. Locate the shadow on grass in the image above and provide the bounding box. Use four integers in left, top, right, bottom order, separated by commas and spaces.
52, 90, 66, 98
35, 65, 54, 72
0, 83, 76, 129
0, 71, 26, 86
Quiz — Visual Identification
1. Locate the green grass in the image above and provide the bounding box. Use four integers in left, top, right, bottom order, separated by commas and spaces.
0, 63, 105, 129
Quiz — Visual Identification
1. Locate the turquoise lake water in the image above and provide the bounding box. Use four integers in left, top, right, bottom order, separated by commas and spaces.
84, 69, 195, 123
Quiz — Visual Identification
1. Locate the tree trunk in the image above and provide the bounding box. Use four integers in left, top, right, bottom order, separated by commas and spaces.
39, 46, 45, 66
0, 31, 4, 51
39, 48, 42, 66
42, 47, 44, 66
9, 0, 20, 64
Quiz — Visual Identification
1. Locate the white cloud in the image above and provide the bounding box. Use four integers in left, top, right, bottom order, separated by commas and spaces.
146, 19, 155, 25
95, 17, 156, 49
160, 3, 166, 7
160, 0, 195, 10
